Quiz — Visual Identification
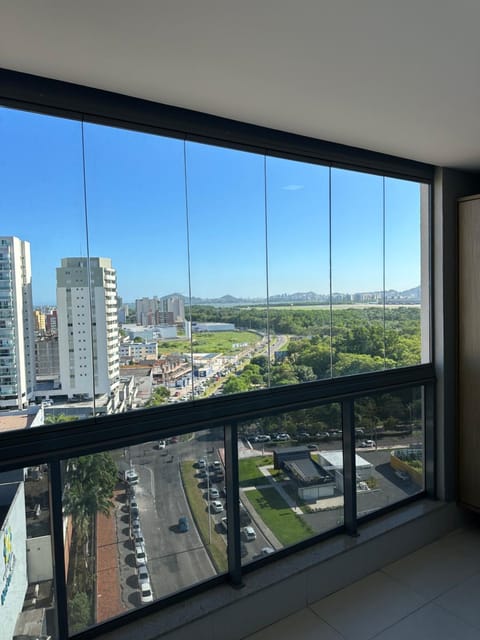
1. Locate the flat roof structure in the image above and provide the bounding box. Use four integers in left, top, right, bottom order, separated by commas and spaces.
317, 450, 373, 470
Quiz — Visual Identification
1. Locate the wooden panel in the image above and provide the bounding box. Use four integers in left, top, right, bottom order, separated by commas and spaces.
458, 196, 480, 509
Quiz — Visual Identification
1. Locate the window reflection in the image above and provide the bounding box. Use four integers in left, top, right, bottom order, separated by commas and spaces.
354, 386, 424, 518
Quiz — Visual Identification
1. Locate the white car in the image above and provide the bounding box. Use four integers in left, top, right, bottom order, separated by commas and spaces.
135, 543, 148, 566
156, 440, 166, 449
211, 500, 223, 513
140, 581, 153, 604
137, 563, 150, 586
197, 458, 206, 469
243, 526, 256, 541
125, 468, 139, 485
209, 488, 220, 499
131, 518, 141, 533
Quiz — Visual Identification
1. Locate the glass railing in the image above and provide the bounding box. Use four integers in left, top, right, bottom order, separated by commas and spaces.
1, 365, 433, 638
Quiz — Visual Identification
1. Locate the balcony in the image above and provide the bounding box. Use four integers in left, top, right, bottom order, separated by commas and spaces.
1, 365, 440, 640
240, 522, 480, 640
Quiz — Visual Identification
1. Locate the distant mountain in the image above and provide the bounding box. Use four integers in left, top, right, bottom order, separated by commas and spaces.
187, 286, 421, 306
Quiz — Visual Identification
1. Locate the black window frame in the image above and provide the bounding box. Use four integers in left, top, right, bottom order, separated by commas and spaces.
0, 67, 436, 639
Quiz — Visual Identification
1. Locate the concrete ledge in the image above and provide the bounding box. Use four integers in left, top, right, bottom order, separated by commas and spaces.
97, 500, 466, 640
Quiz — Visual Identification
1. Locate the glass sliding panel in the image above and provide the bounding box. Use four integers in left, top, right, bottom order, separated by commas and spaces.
266, 157, 331, 385
62, 427, 226, 633
186, 142, 267, 398
82, 123, 189, 413
331, 169, 385, 377
385, 178, 424, 366
1, 464, 57, 639
238, 402, 342, 564
0, 106, 91, 426
354, 385, 424, 518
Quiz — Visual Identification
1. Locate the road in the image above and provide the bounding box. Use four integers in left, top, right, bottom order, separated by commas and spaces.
127, 440, 216, 601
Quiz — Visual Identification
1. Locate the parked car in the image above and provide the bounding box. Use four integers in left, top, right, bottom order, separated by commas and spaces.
243, 525, 256, 541
211, 500, 223, 513
133, 530, 144, 545
140, 581, 153, 604
260, 546, 274, 556
156, 440, 166, 449
131, 517, 141, 533
178, 516, 189, 532
124, 468, 138, 485
220, 517, 228, 532
137, 563, 150, 586
135, 543, 148, 566
361, 439, 375, 447
197, 458, 206, 469
209, 488, 220, 499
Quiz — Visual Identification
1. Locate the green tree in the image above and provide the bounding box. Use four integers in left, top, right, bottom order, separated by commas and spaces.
145, 385, 170, 407
69, 591, 91, 633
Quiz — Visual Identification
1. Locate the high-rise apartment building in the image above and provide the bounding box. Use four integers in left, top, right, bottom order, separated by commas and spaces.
57, 257, 119, 399
0, 236, 36, 409
33, 309, 46, 332
161, 294, 185, 323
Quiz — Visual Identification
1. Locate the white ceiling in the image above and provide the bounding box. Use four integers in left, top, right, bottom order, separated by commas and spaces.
2, 1, 480, 169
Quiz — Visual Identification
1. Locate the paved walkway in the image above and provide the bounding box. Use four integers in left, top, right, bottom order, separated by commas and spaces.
95, 490, 126, 623
258, 465, 304, 515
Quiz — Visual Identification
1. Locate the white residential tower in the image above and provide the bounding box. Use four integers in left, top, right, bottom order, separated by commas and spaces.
57, 257, 119, 400
0, 236, 36, 409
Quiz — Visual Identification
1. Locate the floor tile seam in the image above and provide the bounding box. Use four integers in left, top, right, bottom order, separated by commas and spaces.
379, 565, 480, 602
366, 600, 433, 640
432, 589, 480, 631
308, 595, 427, 640
306, 604, 348, 639
376, 567, 436, 604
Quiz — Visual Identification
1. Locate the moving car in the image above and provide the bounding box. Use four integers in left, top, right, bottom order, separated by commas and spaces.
156, 440, 166, 449
178, 516, 189, 532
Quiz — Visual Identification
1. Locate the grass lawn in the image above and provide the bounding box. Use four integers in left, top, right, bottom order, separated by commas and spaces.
246, 487, 314, 546
157, 331, 261, 356
238, 456, 273, 487
180, 461, 227, 573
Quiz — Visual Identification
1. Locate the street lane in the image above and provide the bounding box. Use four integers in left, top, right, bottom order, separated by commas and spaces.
129, 441, 216, 601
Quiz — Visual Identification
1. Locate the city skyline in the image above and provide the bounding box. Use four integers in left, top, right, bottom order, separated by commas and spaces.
1, 106, 423, 305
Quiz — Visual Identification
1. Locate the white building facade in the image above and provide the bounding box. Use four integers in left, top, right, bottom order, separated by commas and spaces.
0, 237, 35, 409
57, 257, 119, 399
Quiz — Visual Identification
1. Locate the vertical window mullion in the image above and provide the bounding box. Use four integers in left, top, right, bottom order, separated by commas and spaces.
50, 459, 69, 638
224, 421, 243, 586
342, 398, 358, 536
424, 380, 436, 496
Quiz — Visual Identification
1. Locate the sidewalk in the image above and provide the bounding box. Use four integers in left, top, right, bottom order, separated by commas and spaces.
96, 490, 126, 623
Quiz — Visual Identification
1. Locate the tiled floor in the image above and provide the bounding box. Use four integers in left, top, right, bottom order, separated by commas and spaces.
245, 524, 480, 640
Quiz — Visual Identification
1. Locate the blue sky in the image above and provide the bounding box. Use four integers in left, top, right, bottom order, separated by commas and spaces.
0, 106, 422, 306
